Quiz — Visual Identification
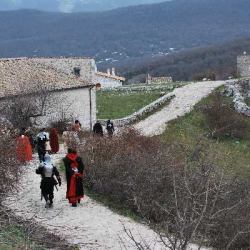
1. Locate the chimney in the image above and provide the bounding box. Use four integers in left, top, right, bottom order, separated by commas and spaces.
107, 68, 111, 75
111, 67, 116, 76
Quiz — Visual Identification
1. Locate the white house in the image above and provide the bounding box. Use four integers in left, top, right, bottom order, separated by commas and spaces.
94, 68, 126, 89
0, 57, 96, 129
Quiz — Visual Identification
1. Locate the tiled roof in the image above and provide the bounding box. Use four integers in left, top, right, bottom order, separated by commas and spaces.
0, 58, 92, 99
96, 71, 125, 81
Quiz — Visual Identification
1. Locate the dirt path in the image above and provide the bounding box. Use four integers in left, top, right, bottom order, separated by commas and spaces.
3, 81, 220, 249
4, 150, 165, 250
134, 81, 225, 136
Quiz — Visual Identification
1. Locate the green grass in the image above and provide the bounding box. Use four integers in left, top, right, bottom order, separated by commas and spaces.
97, 90, 167, 119
158, 86, 250, 177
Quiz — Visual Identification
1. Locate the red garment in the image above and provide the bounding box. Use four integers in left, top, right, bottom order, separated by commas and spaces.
17, 135, 33, 163
66, 153, 84, 203
50, 127, 59, 153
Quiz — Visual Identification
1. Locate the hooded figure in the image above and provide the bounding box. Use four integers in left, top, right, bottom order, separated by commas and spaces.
93, 121, 104, 137
63, 149, 84, 207
50, 127, 59, 153
17, 134, 33, 163
36, 130, 48, 162
36, 154, 61, 208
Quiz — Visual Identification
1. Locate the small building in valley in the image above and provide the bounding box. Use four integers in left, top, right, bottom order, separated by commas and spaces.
146, 74, 172, 84
94, 68, 126, 89
237, 53, 250, 77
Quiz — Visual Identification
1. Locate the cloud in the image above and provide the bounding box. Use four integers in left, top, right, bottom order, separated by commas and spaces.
57, 0, 95, 13
8, 0, 22, 6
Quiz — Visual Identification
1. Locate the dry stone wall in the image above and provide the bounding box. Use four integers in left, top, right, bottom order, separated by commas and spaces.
225, 79, 250, 116
99, 92, 175, 127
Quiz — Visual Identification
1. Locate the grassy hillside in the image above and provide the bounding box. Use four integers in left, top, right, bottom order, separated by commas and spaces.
159, 86, 250, 177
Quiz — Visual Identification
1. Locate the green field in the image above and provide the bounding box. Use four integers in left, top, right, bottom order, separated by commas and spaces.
159, 86, 250, 177
97, 90, 166, 119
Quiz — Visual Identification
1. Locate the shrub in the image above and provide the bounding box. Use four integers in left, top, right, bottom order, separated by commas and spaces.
201, 93, 248, 139
79, 129, 250, 249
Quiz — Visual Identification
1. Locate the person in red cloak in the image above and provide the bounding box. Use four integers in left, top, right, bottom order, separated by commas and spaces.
17, 134, 33, 163
49, 127, 59, 154
63, 148, 84, 207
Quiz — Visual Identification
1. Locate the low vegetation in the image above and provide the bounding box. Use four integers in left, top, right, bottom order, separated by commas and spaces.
96, 90, 164, 119
77, 87, 250, 249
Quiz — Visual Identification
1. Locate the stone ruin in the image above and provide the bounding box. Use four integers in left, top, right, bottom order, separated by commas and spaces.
225, 79, 250, 116
146, 74, 172, 84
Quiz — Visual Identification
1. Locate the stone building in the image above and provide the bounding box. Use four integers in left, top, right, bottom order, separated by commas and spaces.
146, 74, 172, 84
94, 68, 125, 89
0, 57, 96, 129
237, 53, 250, 77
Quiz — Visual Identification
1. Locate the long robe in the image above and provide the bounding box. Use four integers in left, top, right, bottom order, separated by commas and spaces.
50, 127, 59, 153
63, 153, 84, 204
17, 135, 33, 163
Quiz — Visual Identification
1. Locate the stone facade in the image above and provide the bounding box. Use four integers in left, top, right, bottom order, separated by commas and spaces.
147, 74, 172, 84
33, 57, 97, 82
34, 88, 96, 129
237, 55, 250, 77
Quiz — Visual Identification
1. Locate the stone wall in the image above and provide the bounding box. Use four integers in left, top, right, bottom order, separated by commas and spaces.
147, 75, 172, 84
225, 79, 250, 116
99, 92, 175, 127
32, 58, 97, 82
237, 55, 250, 77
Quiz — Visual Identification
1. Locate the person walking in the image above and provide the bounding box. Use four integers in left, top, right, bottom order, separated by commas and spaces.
16, 133, 33, 163
106, 119, 115, 137
93, 121, 104, 137
36, 154, 61, 208
63, 148, 84, 207
50, 127, 59, 154
36, 129, 48, 162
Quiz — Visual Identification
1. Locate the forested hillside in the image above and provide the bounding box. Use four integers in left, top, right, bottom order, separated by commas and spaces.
0, 0, 250, 66
119, 37, 250, 82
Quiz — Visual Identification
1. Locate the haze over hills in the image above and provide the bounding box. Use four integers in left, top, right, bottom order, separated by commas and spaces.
0, 0, 172, 12
0, 0, 249, 69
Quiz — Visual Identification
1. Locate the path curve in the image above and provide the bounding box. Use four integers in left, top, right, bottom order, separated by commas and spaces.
134, 81, 225, 136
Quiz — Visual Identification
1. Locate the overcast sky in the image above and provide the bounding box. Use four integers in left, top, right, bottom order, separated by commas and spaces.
0, 0, 173, 12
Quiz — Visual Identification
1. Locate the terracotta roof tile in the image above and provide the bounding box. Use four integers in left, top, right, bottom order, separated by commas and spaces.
96, 71, 125, 81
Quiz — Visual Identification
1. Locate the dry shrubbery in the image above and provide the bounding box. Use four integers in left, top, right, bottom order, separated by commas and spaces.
201, 93, 248, 139
0, 125, 21, 204
80, 129, 250, 249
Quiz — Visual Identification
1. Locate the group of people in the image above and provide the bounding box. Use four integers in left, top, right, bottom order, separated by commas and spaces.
36, 148, 84, 208
93, 119, 115, 137
16, 118, 115, 209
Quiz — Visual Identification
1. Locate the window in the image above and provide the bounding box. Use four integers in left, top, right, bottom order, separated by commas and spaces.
73, 67, 81, 77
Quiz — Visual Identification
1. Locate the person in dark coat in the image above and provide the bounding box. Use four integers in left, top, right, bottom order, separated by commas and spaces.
93, 121, 104, 137
106, 119, 115, 137
36, 154, 61, 208
63, 148, 84, 207
36, 128, 48, 162
50, 127, 59, 154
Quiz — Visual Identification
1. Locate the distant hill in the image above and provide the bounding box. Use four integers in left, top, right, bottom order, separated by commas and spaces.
0, 0, 170, 12
0, 0, 250, 67
119, 37, 250, 82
